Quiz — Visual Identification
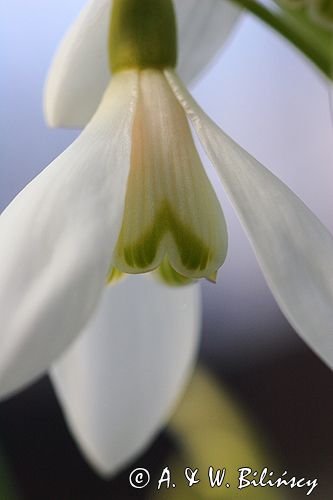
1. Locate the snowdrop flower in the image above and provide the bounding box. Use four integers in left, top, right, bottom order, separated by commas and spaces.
0, 0, 333, 476
0, 0, 240, 475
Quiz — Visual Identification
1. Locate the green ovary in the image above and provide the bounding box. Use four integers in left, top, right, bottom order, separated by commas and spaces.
109, 0, 177, 73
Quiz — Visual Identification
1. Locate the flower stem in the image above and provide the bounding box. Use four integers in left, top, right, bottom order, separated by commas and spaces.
228, 0, 332, 78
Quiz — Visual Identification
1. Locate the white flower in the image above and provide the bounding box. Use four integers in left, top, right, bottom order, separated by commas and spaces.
1, 0, 333, 478
45, 0, 241, 128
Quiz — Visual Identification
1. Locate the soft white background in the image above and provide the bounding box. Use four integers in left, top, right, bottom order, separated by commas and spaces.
1, 0, 332, 368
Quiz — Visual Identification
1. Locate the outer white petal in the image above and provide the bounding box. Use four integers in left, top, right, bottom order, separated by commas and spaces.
51, 276, 201, 476
45, 0, 112, 128
165, 70, 333, 369
0, 70, 138, 400
44, 0, 240, 128
175, 0, 241, 85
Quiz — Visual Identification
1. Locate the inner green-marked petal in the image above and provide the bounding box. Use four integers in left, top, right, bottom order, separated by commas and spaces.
114, 200, 210, 272
154, 257, 194, 286
107, 267, 125, 285
111, 69, 228, 281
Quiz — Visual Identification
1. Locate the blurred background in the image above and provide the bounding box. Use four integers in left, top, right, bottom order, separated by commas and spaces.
1, 0, 333, 498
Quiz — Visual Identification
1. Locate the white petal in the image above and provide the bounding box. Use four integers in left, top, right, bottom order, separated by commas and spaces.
44, 0, 240, 128
165, 70, 333, 369
44, 0, 113, 128
0, 70, 138, 399
51, 276, 200, 476
175, 0, 241, 85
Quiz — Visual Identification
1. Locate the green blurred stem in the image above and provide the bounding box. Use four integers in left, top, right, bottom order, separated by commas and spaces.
0, 448, 21, 500
228, 0, 332, 78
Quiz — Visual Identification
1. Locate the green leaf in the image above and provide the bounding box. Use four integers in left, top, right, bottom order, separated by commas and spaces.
228, 0, 333, 79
